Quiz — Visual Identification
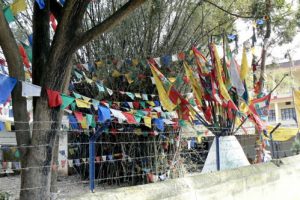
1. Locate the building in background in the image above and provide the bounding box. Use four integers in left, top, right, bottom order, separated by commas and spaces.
267, 60, 300, 127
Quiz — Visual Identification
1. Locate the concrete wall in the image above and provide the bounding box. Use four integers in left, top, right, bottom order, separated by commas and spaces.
75, 155, 300, 200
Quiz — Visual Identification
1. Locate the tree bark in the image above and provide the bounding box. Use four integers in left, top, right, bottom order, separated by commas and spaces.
0, 6, 31, 194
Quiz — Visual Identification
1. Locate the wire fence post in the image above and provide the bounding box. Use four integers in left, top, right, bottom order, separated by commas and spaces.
89, 136, 95, 192
216, 135, 220, 171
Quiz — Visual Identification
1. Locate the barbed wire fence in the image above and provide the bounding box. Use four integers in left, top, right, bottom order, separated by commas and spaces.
0, 123, 298, 198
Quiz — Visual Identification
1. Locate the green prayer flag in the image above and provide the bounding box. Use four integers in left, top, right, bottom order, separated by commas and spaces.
140, 101, 146, 109
136, 110, 145, 117
126, 92, 135, 100
3, 6, 14, 23
74, 71, 83, 79
134, 115, 142, 123
70, 102, 76, 111
179, 119, 187, 127
73, 92, 82, 99
96, 83, 105, 92
61, 94, 75, 110
86, 114, 96, 128
189, 99, 196, 106
14, 149, 20, 158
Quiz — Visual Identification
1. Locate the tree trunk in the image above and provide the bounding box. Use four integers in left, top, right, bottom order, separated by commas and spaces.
1, 0, 147, 199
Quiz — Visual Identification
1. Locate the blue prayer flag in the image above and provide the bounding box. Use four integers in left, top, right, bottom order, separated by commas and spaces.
153, 118, 165, 132
68, 115, 79, 129
28, 34, 33, 46
98, 106, 111, 123
0, 74, 17, 104
0, 122, 4, 131
36, 0, 45, 9
59, 0, 65, 5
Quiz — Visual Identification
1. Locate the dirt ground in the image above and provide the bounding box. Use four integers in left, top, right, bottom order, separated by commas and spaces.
0, 175, 92, 200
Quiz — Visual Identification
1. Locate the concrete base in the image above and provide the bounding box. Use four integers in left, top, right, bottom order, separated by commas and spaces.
74, 155, 300, 200
202, 136, 250, 173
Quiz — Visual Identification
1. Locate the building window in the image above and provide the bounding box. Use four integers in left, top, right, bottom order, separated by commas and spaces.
281, 108, 296, 120
268, 110, 275, 121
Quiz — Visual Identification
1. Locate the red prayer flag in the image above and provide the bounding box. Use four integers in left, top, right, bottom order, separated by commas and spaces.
133, 101, 140, 109
18, 45, 30, 68
122, 112, 137, 124
46, 89, 62, 107
50, 13, 57, 31
74, 111, 83, 122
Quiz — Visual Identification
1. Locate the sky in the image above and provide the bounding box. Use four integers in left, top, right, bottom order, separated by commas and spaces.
235, 0, 300, 65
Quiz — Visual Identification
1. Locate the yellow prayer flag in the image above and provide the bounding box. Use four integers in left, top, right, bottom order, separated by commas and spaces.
240, 48, 249, 81
112, 70, 121, 77
144, 116, 152, 128
132, 59, 139, 66
294, 90, 300, 127
168, 77, 176, 83
183, 62, 203, 107
211, 44, 231, 101
150, 65, 176, 111
5, 121, 11, 131
75, 99, 91, 108
85, 77, 93, 84
151, 112, 158, 118
11, 0, 26, 15
147, 101, 155, 107
265, 126, 299, 141
95, 61, 103, 67
125, 73, 134, 84
81, 117, 88, 129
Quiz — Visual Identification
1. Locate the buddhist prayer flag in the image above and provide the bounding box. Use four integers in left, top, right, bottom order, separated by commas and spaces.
150, 64, 176, 112
266, 126, 299, 141
294, 90, 300, 127
46, 89, 62, 107
229, 57, 245, 97
60, 94, 75, 110
18, 45, 30, 68
11, 0, 26, 15
3, 6, 14, 23
35, 0, 45, 9
98, 106, 111, 123
249, 94, 271, 120
144, 116, 152, 128
0, 74, 17, 104
122, 112, 137, 124
240, 48, 249, 81
183, 62, 203, 107
21, 81, 41, 97
75, 99, 90, 108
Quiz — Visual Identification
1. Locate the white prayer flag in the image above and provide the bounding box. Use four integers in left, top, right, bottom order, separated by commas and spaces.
21, 81, 41, 97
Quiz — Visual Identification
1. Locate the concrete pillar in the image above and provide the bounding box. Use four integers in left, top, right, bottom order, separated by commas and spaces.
58, 132, 68, 176
274, 102, 280, 123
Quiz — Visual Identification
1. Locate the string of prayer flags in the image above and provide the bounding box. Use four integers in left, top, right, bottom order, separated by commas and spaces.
3, 6, 14, 23
35, 0, 45, 9
60, 94, 75, 110
21, 81, 41, 97
11, 0, 26, 15
46, 89, 62, 108
98, 105, 111, 123
0, 74, 17, 104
